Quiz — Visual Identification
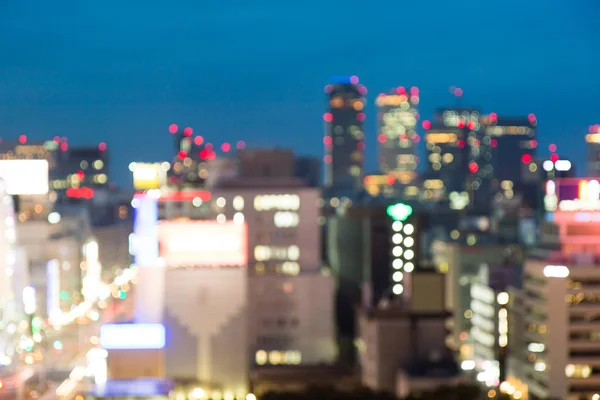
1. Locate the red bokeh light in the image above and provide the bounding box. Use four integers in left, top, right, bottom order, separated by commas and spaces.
98, 142, 107, 152
357, 113, 366, 122
60, 142, 68, 152
412, 134, 420, 143
457, 120, 465, 129
521, 154, 532, 163
422, 120, 431, 130
490, 139, 498, 148
205, 143, 214, 152
410, 86, 419, 96
350, 75, 359, 85
357, 85, 367, 95
236, 140, 246, 150
323, 113, 333, 123
183, 127, 193, 137
194, 136, 204, 146
66, 187, 94, 200
357, 142, 365, 151
396, 86, 406, 95
551, 154, 559, 163
454, 88, 463, 97
199, 150, 208, 159
458, 140, 465, 149
169, 124, 178, 134
324, 85, 333, 94
53, 136, 60, 143
323, 155, 332, 164
467, 121, 476, 131
76, 170, 84, 180
18, 135, 26, 144
528, 113, 536, 121
549, 144, 557, 153
221, 143, 231, 152
178, 150, 187, 160
386, 175, 394, 185
378, 134, 386, 143
323, 136, 333, 145
489, 113, 498, 122
468, 162, 479, 173
530, 139, 538, 148
208, 151, 216, 160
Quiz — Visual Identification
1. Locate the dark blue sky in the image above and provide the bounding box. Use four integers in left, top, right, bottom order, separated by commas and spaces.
0, 0, 599, 187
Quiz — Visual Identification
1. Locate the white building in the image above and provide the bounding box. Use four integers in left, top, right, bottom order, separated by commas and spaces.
508, 255, 600, 400
213, 183, 337, 366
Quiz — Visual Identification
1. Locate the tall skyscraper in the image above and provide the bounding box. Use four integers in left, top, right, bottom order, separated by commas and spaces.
481, 114, 538, 206
586, 124, 600, 177
323, 76, 366, 193
376, 87, 420, 178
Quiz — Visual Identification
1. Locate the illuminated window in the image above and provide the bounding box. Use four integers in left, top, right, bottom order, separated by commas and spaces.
274, 212, 299, 228
254, 195, 300, 211
233, 196, 244, 211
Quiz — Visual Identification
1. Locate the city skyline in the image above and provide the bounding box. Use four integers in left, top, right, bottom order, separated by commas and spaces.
0, 1, 599, 187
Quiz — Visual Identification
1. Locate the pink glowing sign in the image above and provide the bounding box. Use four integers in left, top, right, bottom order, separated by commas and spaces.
158, 221, 248, 268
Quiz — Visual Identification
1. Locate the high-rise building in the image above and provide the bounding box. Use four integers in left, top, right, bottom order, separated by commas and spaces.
481, 114, 538, 193
323, 76, 366, 193
423, 126, 469, 202
586, 124, 600, 177
376, 87, 420, 177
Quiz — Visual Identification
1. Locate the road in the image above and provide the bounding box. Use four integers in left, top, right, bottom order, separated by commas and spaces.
0, 285, 136, 400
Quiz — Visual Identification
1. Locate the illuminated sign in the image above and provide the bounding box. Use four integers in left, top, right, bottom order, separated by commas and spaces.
132, 197, 159, 267
0, 145, 56, 168
158, 221, 248, 267
47, 260, 60, 318
134, 190, 211, 202
376, 94, 409, 107
586, 133, 600, 143
543, 265, 569, 278
425, 133, 457, 143
0, 160, 49, 195
100, 323, 166, 350
133, 163, 162, 190
486, 126, 533, 136
254, 194, 300, 211
558, 179, 600, 211
66, 187, 95, 199
387, 203, 413, 221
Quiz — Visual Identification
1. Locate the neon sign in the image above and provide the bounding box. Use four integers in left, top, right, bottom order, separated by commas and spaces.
559, 180, 600, 211
387, 203, 413, 221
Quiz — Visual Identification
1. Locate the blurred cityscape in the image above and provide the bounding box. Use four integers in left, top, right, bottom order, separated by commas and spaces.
0, 77, 599, 400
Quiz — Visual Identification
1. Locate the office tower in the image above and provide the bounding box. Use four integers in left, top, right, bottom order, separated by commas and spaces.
59, 144, 110, 192
507, 177, 600, 399
324, 76, 366, 193
481, 114, 538, 201
376, 87, 420, 179
586, 124, 600, 177
423, 126, 469, 202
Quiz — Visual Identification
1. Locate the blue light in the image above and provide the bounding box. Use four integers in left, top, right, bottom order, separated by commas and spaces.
330, 76, 352, 84
133, 197, 158, 267
100, 323, 166, 350
545, 212, 555, 222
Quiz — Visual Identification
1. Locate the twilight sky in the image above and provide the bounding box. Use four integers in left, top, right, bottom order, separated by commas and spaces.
0, 0, 599, 186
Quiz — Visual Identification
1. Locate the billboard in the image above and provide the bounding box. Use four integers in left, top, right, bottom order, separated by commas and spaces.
158, 221, 248, 267
549, 179, 600, 211
133, 163, 163, 190
0, 160, 49, 195
132, 197, 159, 267
100, 323, 166, 350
